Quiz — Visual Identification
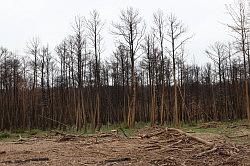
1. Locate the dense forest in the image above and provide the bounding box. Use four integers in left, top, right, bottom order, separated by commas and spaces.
0, 1, 250, 132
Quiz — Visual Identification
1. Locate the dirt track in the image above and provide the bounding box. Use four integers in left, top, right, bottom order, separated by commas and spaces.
0, 126, 249, 166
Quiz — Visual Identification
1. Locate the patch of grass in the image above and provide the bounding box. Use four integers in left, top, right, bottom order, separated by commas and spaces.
98, 122, 150, 137
0, 129, 49, 141
100, 123, 120, 132
180, 119, 250, 145
11, 129, 26, 134
0, 132, 10, 140
135, 122, 151, 129
0, 120, 248, 143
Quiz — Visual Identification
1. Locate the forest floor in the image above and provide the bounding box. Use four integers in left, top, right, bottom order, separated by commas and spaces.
0, 121, 249, 166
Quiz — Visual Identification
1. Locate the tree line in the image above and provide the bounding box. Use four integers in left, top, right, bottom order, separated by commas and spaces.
0, 1, 250, 131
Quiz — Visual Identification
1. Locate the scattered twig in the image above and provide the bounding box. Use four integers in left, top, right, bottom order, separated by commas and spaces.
17, 134, 27, 142
39, 115, 69, 128
144, 144, 161, 151
98, 133, 113, 138
141, 130, 165, 139
166, 136, 184, 143
129, 136, 142, 139
0, 151, 6, 154
0, 157, 49, 164
50, 130, 67, 136
51, 130, 86, 142
195, 146, 218, 157
166, 128, 214, 147
169, 139, 183, 147
119, 128, 128, 138
57, 135, 76, 142
226, 134, 249, 139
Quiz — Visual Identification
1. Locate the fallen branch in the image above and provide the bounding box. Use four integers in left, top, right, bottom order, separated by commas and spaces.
166, 136, 184, 143
98, 133, 113, 138
129, 136, 142, 139
0, 157, 49, 164
17, 135, 27, 142
166, 128, 214, 147
169, 139, 183, 147
164, 148, 180, 152
104, 157, 131, 163
195, 146, 218, 157
39, 115, 69, 128
144, 144, 161, 151
0, 151, 6, 154
141, 130, 165, 139
119, 128, 128, 138
57, 135, 76, 142
226, 134, 249, 139
50, 130, 67, 136
51, 130, 85, 142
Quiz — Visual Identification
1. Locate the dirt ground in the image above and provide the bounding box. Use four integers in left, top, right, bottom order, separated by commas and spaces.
0, 125, 249, 166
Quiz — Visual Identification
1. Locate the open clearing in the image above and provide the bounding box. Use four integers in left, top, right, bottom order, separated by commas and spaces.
0, 123, 249, 166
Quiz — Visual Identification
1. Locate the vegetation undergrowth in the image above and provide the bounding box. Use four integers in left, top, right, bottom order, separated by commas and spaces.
181, 119, 249, 145
0, 120, 248, 144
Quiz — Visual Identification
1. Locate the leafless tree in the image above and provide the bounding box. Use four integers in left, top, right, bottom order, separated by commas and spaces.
26, 37, 40, 129
112, 7, 146, 127
73, 15, 86, 131
165, 13, 192, 127
153, 9, 167, 125
85, 9, 104, 131
226, 0, 250, 124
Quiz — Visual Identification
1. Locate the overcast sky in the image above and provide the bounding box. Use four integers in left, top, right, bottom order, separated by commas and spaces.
0, 0, 236, 65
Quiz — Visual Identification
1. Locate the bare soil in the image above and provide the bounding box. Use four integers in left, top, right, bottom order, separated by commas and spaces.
0, 126, 249, 166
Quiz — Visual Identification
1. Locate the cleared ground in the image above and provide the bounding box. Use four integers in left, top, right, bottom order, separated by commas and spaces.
0, 122, 249, 166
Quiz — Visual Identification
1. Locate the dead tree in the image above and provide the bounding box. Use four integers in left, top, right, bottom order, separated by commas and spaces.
141, 34, 158, 125
85, 9, 104, 131
73, 16, 86, 131
205, 42, 228, 120
112, 7, 145, 127
26, 37, 40, 129
226, 0, 250, 124
153, 9, 166, 125
165, 14, 192, 127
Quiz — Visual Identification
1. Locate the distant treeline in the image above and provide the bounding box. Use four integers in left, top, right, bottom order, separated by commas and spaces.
0, 1, 250, 131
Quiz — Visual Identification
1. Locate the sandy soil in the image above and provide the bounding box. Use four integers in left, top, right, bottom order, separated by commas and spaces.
0, 126, 249, 166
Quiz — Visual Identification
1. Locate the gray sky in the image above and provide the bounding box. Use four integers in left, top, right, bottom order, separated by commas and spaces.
0, 0, 235, 65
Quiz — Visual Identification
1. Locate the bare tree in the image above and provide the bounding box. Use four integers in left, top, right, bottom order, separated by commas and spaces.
73, 15, 86, 131
226, 0, 250, 124
27, 37, 40, 129
85, 9, 104, 131
112, 7, 146, 127
153, 9, 166, 125
141, 33, 158, 125
205, 42, 228, 120
165, 14, 192, 127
